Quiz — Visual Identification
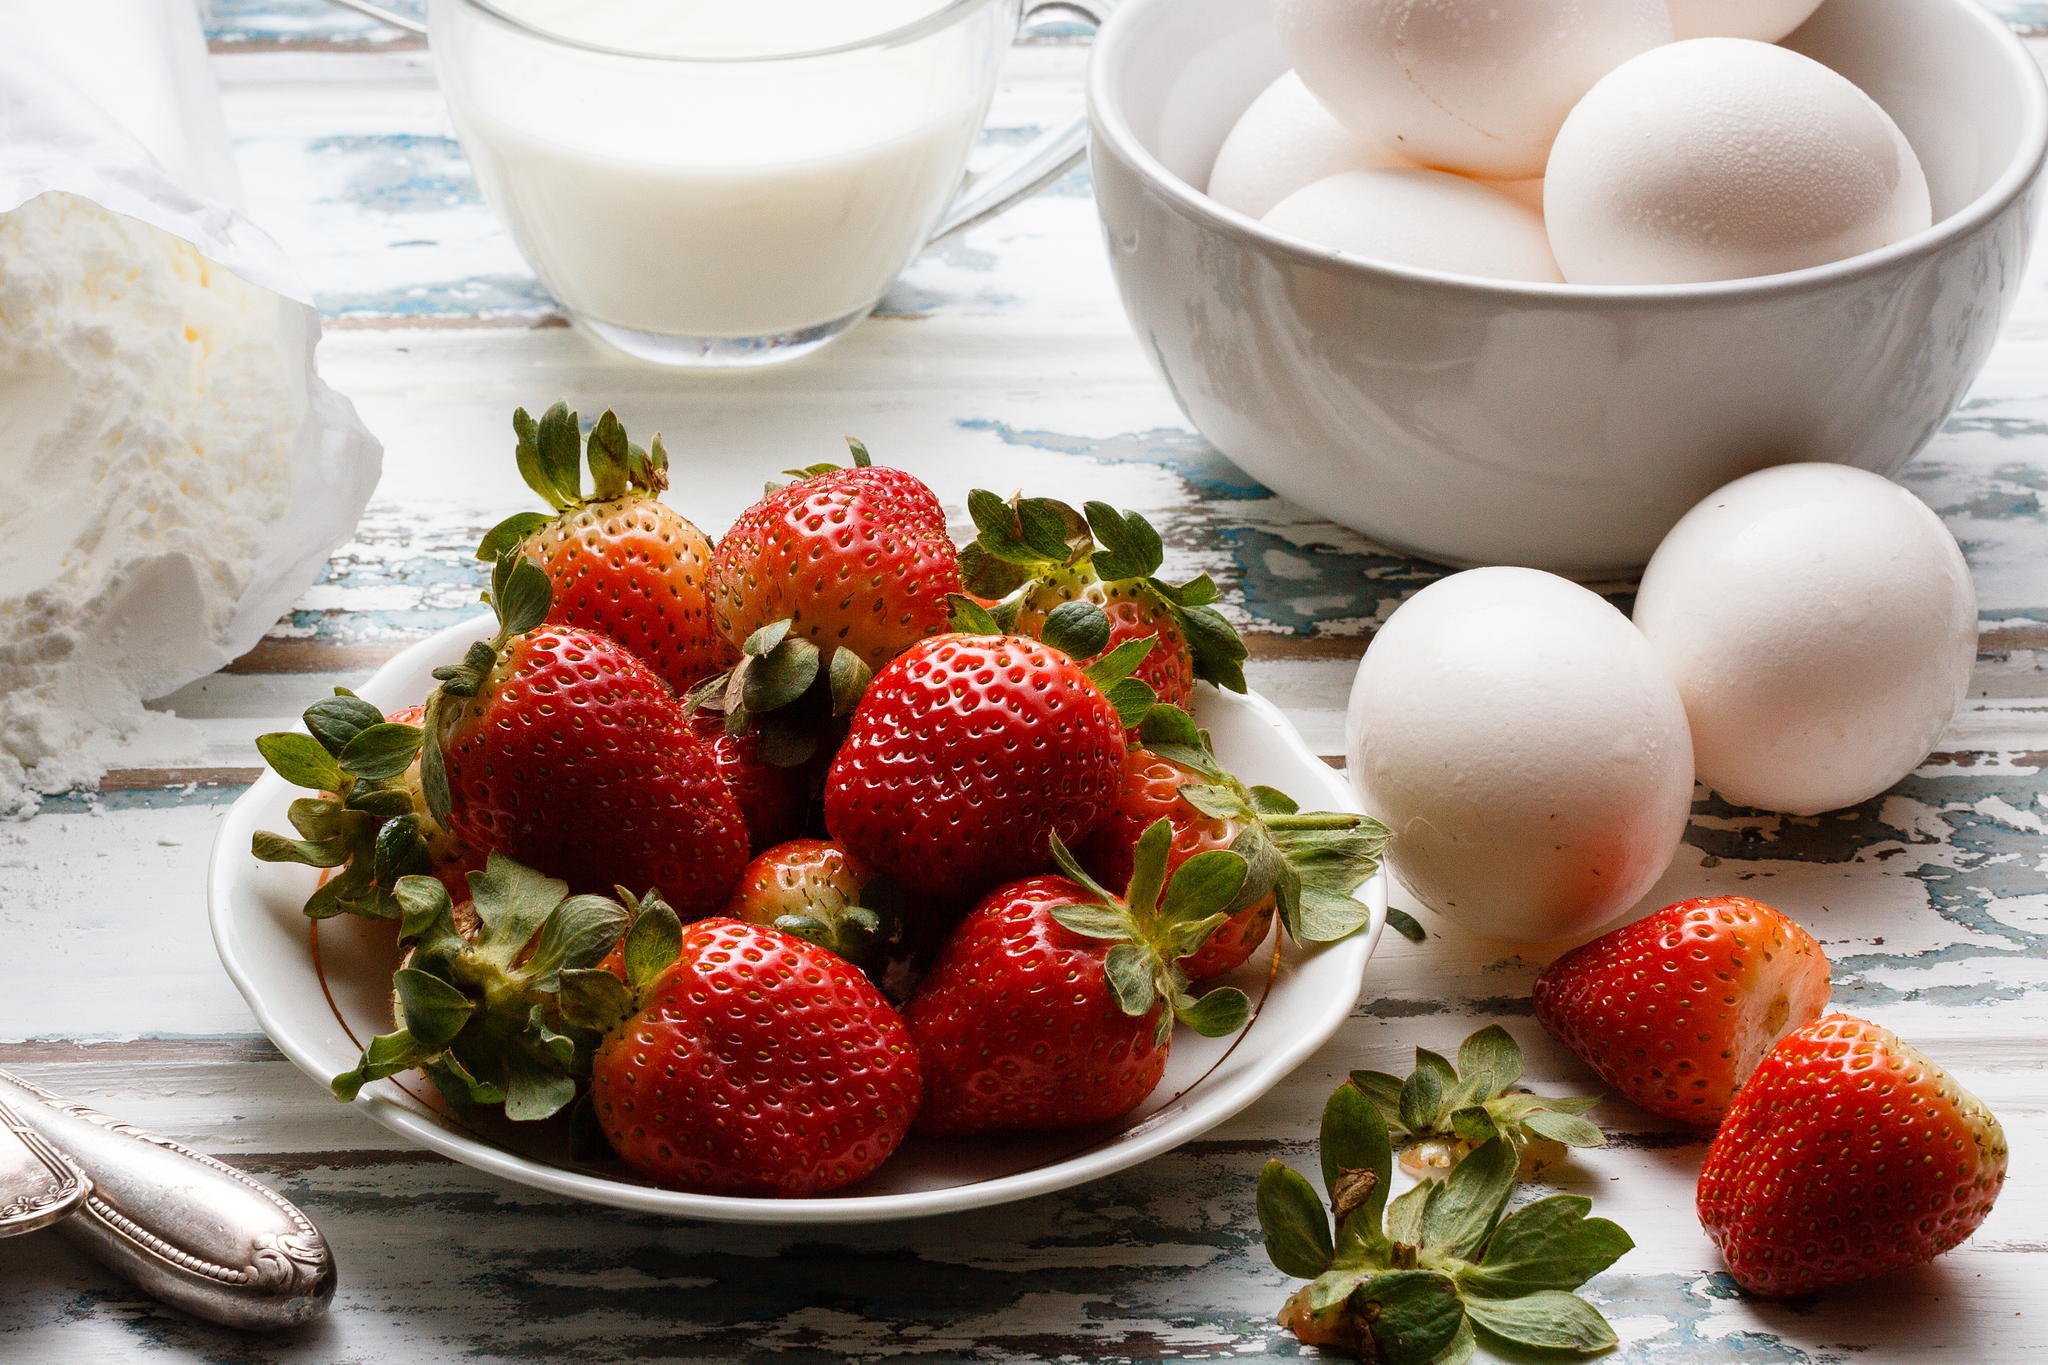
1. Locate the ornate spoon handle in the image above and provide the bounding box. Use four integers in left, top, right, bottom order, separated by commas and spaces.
0, 1094, 90, 1237
0, 1067, 335, 1330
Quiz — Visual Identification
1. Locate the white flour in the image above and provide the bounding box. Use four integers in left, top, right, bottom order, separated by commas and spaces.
0, 192, 298, 815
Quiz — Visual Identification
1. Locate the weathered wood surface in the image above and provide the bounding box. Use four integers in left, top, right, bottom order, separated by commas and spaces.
0, 3, 2043, 1359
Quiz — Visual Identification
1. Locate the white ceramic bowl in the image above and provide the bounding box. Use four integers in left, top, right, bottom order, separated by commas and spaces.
208, 618, 1385, 1224
1089, 0, 2048, 576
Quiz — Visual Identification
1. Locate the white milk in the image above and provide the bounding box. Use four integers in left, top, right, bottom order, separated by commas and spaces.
435, 0, 1002, 340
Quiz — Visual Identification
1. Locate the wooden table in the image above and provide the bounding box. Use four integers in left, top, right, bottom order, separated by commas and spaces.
1, 2, 2043, 1358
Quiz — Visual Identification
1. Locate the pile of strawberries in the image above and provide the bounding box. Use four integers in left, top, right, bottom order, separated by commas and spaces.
254, 403, 1386, 1198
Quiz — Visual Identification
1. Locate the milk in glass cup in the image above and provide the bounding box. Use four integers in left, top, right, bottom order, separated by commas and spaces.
431, 0, 1077, 367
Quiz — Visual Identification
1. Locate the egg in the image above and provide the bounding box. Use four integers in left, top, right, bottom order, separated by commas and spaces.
1206, 72, 1403, 218
1346, 567, 1695, 942
1665, 0, 1824, 42
1633, 463, 1976, 817
1271, 0, 1673, 180
1545, 39, 1933, 284
1263, 169, 1564, 283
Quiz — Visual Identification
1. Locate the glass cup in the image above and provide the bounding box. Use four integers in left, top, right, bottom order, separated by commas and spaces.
427, 0, 1092, 368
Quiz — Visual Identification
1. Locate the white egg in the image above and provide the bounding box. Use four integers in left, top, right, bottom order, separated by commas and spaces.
1633, 463, 1976, 817
1271, 0, 1673, 180
1665, 0, 1824, 42
1346, 567, 1695, 943
1545, 39, 1933, 284
1207, 72, 1403, 219
1263, 169, 1564, 283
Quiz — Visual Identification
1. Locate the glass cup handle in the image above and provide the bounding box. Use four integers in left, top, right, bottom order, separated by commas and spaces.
928, 0, 1104, 245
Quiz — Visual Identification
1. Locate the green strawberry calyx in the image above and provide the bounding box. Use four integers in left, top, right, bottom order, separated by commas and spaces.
960, 489, 1249, 695
685, 618, 868, 769
475, 402, 672, 561
1258, 1080, 1633, 1364
332, 853, 684, 1124
250, 688, 430, 924
946, 593, 1160, 731
1046, 820, 1254, 1046
1352, 1027, 1606, 1183
1136, 704, 1401, 947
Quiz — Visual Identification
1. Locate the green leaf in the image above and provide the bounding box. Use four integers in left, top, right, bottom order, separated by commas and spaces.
499, 1047, 578, 1123
967, 488, 1035, 562
1349, 1070, 1408, 1130
1463, 1290, 1618, 1355
1082, 501, 1164, 582
586, 409, 631, 500
623, 896, 683, 993
1162, 848, 1248, 922
511, 407, 553, 507
395, 874, 454, 941
1424, 1316, 1476, 1365
1016, 497, 1084, 563
394, 968, 474, 1049
1353, 1271, 1465, 1365
256, 731, 343, 792
1137, 703, 1209, 757
304, 863, 374, 920
1386, 908, 1428, 943
1049, 903, 1132, 941
1421, 1137, 1516, 1260
1123, 819, 1174, 919
1401, 1060, 1451, 1135
827, 647, 873, 717
1522, 1107, 1607, 1149
741, 636, 821, 714
1177, 783, 1244, 821
302, 693, 384, 755
1177, 986, 1249, 1037
743, 619, 792, 655
332, 1029, 418, 1101
1320, 1078, 1393, 1206
1385, 1182, 1432, 1248
947, 593, 1002, 636
469, 853, 569, 965
1258, 1161, 1335, 1279
525, 894, 630, 983
1103, 942, 1156, 1017
1039, 600, 1111, 660
250, 829, 348, 869
419, 724, 452, 827
476, 509, 554, 563
1084, 633, 1154, 686
337, 722, 422, 781
534, 400, 583, 505
557, 967, 634, 1034
369, 815, 430, 893
1106, 677, 1157, 730
492, 553, 553, 638
1449, 1106, 1499, 1144
957, 542, 1031, 599
1463, 1195, 1633, 1297
1455, 1026, 1523, 1103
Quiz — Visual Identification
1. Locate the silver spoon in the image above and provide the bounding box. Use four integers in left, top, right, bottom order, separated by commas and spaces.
0, 1092, 89, 1237
0, 1067, 335, 1330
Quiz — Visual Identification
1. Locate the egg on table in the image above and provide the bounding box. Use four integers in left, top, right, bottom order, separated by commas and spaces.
1633, 463, 1977, 817
1206, 71, 1403, 218
1545, 38, 1933, 284
1263, 168, 1563, 283
1345, 567, 1695, 943
1665, 0, 1825, 42
1271, 0, 1672, 180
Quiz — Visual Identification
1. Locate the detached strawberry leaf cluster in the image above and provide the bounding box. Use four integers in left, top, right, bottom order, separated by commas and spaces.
1260, 1079, 1631, 1363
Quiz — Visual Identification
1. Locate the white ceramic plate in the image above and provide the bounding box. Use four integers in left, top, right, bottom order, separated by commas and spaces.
209, 617, 1385, 1223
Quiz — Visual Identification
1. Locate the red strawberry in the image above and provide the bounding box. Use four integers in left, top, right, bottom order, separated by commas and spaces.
1698, 1014, 2008, 1296
686, 707, 807, 851
1080, 706, 1387, 978
423, 555, 749, 918
708, 439, 961, 673
906, 821, 1253, 1134
823, 608, 1151, 902
478, 403, 733, 692
387, 703, 489, 897
1533, 896, 1831, 1128
592, 916, 921, 1196
961, 492, 1248, 707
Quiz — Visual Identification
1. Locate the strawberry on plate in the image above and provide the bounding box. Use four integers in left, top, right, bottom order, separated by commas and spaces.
822, 598, 1154, 903
685, 706, 808, 852
1081, 705, 1386, 978
906, 820, 1253, 1135
476, 402, 733, 693
421, 554, 749, 918
1533, 896, 1831, 1128
961, 492, 1248, 709
1698, 1013, 2008, 1297
721, 838, 929, 1001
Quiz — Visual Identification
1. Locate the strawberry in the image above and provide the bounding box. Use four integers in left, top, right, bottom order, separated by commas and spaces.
477, 402, 733, 693
962, 492, 1248, 708
1698, 1014, 2008, 1297
253, 692, 482, 921
590, 915, 921, 1196
421, 554, 749, 918
1080, 706, 1387, 978
697, 440, 962, 761
822, 599, 1155, 902
686, 706, 807, 851
906, 821, 1254, 1135
721, 838, 926, 999
1533, 896, 1830, 1128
